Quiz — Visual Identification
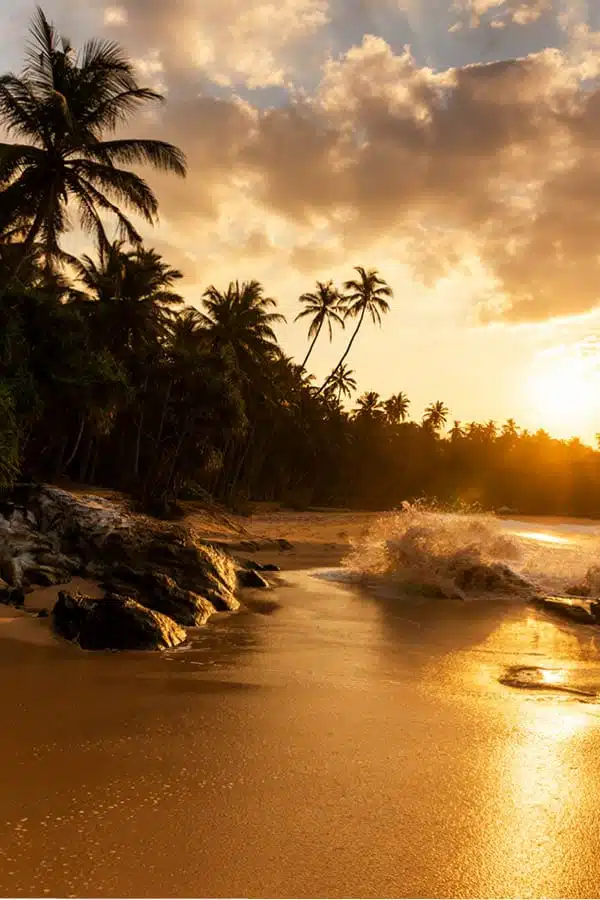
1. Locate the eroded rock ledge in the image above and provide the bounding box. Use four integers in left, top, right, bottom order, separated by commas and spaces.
0, 484, 266, 651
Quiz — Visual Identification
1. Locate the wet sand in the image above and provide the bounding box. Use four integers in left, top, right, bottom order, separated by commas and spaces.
3, 509, 600, 896
3, 559, 600, 897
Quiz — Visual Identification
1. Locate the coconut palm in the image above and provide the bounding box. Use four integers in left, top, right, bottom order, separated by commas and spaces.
353, 391, 384, 422
502, 418, 519, 438
384, 392, 410, 426
74, 241, 183, 353
327, 363, 357, 402
449, 420, 464, 441
200, 280, 285, 375
295, 280, 345, 369
318, 267, 392, 394
0, 7, 186, 279
423, 400, 448, 433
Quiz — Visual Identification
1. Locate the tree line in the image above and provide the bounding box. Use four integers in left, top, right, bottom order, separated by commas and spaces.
1, 8, 600, 518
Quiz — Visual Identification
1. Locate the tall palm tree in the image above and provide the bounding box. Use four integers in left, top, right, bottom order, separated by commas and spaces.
318, 266, 392, 395
295, 280, 345, 369
423, 400, 448, 433
327, 363, 357, 402
0, 7, 186, 278
384, 392, 410, 426
200, 280, 285, 375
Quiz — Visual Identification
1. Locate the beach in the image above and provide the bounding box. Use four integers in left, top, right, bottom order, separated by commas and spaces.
2, 507, 600, 896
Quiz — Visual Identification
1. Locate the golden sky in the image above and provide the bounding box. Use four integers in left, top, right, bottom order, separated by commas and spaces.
3, 0, 600, 441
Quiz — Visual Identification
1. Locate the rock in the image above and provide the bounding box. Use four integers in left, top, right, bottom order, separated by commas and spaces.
260, 563, 280, 572
37, 609, 49, 618
53, 591, 187, 651
99, 579, 142, 600
141, 572, 218, 626
277, 539, 293, 551
565, 583, 591, 598
237, 569, 270, 589
451, 561, 533, 594
240, 558, 264, 570
23, 565, 71, 587
0, 484, 241, 633
532, 595, 596, 625
0, 581, 25, 607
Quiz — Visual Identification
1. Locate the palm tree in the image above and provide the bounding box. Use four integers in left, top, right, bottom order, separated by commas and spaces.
449, 420, 464, 441
318, 266, 392, 395
353, 391, 384, 422
423, 400, 448, 433
384, 392, 410, 426
327, 363, 357, 402
295, 280, 345, 369
74, 242, 183, 353
0, 7, 186, 279
483, 420, 497, 440
168, 307, 206, 355
200, 280, 285, 375
502, 418, 519, 439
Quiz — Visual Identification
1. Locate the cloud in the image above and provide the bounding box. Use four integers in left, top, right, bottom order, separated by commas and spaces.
103, 0, 330, 87
135, 29, 600, 323
452, 0, 552, 29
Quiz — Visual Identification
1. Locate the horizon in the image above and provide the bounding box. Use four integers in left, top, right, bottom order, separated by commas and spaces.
2, 0, 600, 445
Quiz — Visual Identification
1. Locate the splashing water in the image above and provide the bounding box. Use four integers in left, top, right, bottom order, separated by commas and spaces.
343, 501, 600, 600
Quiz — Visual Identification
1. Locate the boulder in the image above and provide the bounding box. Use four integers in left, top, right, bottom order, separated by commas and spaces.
0, 579, 25, 607
53, 591, 187, 651
260, 563, 280, 572
1, 484, 241, 634
141, 572, 217, 626
237, 569, 270, 589
532, 595, 596, 625
565, 583, 591, 598
23, 565, 71, 587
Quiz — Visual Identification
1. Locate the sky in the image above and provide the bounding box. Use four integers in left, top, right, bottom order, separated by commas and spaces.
3, 0, 600, 442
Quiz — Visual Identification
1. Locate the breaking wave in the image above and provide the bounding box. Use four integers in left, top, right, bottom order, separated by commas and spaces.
343, 501, 600, 600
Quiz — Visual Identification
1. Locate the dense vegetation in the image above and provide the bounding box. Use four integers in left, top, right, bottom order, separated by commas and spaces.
2, 9, 600, 518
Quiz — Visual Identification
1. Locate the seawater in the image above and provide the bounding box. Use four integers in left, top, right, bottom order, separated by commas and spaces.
340, 503, 600, 599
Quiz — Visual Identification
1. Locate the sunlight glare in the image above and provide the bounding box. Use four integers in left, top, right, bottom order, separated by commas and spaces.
525, 350, 600, 439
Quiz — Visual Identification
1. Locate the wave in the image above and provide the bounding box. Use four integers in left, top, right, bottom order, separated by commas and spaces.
342, 501, 600, 600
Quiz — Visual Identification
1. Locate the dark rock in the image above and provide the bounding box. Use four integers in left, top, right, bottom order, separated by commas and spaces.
0, 582, 25, 607
565, 583, 591, 598
141, 572, 218, 626
532, 595, 596, 624
237, 569, 270, 589
37, 609, 49, 618
260, 563, 280, 572
100, 579, 142, 600
452, 561, 533, 594
23, 565, 71, 587
277, 539, 293, 551
53, 591, 187, 651
241, 558, 263, 570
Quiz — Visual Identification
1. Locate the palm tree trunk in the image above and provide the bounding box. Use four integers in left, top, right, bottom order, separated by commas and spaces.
300, 320, 323, 369
316, 306, 366, 396
64, 416, 86, 470
133, 375, 149, 479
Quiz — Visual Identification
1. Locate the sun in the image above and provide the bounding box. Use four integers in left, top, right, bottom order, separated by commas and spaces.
525, 352, 600, 439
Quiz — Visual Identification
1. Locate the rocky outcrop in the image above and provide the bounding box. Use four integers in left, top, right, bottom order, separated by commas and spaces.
0, 484, 256, 650
53, 591, 187, 651
237, 569, 270, 589
531, 595, 598, 625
